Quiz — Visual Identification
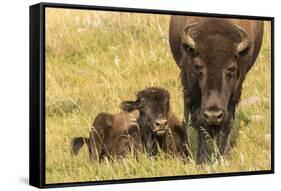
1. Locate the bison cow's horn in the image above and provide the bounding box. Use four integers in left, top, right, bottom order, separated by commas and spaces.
182, 23, 197, 50
235, 24, 250, 54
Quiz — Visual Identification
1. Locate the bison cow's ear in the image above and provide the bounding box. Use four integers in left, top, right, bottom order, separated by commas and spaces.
120, 101, 139, 112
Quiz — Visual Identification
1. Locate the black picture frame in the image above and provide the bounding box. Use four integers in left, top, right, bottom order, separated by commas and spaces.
29, 2, 275, 189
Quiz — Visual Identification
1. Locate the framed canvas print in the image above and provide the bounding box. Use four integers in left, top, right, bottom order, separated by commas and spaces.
29, 2, 274, 188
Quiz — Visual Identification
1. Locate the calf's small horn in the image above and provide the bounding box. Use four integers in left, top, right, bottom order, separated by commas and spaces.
235, 24, 249, 54
182, 23, 197, 50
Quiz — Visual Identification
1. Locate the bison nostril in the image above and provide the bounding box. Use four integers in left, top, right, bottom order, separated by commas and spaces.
204, 110, 224, 125
217, 111, 223, 120
204, 112, 210, 121
154, 119, 168, 128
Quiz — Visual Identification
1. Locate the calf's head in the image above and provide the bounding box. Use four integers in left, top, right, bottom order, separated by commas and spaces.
181, 20, 251, 128
120, 87, 170, 136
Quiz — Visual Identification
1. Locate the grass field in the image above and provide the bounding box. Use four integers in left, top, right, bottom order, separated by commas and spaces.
45, 8, 271, 184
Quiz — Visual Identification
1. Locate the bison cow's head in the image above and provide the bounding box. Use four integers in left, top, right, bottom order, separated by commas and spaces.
181, 20, 251, 129
120, 87, 170, 136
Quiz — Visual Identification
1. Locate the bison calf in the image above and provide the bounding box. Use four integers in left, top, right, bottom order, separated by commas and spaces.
120, 87, 189, 157
71, 87, 188, 160
71, 110, 141, 160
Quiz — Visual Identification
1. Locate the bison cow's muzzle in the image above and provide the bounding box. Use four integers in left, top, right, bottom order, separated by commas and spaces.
153, 118, 168, 135
203, 109, 224, 126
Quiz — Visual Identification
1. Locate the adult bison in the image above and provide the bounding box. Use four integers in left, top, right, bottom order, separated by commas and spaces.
169, 16, 264, 163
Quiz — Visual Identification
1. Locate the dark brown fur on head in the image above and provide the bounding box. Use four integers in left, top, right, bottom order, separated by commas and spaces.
180, 19, 251, 132
192, 19, 246, 63
136, 87, 170, 103
121, 87, 170, 133
121, 87, 171, 155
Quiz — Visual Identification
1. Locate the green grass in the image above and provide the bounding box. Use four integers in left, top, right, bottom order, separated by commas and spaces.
45, 8, 271, 184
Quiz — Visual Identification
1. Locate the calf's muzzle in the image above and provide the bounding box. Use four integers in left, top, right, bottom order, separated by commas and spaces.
153, 118, 168, 135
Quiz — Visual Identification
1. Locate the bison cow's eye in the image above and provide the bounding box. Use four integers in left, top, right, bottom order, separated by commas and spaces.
193, 63, 203, 75
226, 66, 237, 77
182, 43, 197, 57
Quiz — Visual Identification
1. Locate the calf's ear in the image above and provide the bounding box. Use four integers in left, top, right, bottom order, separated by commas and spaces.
120, 101, 139, 112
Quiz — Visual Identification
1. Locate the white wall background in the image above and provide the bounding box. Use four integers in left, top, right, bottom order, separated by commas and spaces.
0, 0, 278, 190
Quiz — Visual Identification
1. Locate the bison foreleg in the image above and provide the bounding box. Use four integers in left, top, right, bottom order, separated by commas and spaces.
183, 93, 191, 146
88, 127, 104, 161
216, 123, 232, 155
197, 127, 210, 164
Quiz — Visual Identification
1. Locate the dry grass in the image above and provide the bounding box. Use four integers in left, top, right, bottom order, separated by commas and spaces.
45, 8, 271, 184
